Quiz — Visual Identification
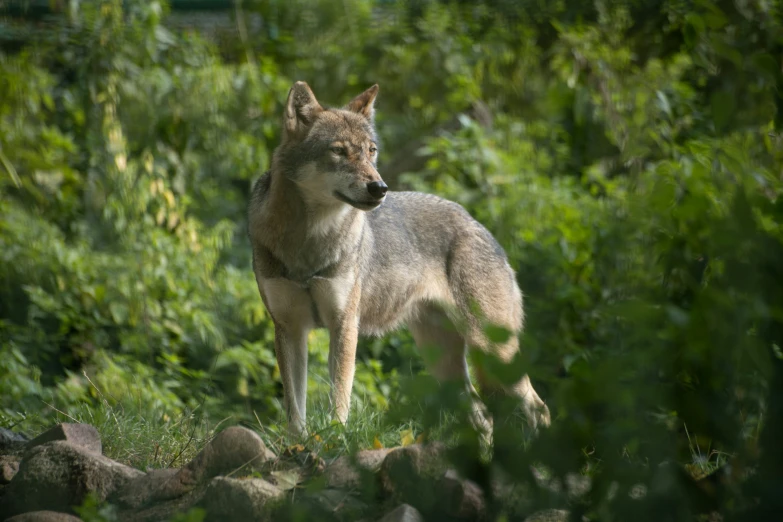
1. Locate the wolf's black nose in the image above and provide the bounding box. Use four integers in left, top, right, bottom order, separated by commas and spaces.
367, 181, 388, 199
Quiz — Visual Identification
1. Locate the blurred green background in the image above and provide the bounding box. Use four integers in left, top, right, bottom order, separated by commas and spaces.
1, 0, 782, 519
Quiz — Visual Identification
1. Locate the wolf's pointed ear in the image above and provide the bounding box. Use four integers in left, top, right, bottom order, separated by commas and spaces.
345, 84, 379, 121
284, 81, 324, 140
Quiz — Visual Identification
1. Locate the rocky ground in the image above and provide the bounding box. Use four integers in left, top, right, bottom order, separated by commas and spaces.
0, 423, 578, 522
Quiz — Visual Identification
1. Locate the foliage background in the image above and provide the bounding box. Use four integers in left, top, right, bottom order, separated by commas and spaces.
1, 0, 782, 519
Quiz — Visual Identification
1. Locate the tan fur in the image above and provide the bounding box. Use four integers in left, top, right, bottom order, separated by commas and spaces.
249, 82, 550, 443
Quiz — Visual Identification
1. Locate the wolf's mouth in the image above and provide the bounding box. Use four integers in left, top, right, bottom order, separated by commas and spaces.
334, 191, 384, 211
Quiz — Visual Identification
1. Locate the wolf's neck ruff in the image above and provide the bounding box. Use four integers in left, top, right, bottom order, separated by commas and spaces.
255, 168, 365, 284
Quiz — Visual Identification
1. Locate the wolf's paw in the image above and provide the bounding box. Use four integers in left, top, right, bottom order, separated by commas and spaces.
288, 418, 308, 440
524, 399, 551, 431
537, 402, 552, 428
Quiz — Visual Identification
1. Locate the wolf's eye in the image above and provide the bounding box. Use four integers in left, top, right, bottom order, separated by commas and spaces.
330, 146, 346, 156
369, 146, 378, 154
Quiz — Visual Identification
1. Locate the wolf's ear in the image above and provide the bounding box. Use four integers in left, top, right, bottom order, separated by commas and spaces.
284, 81, 324, 139
345, 84, 379, 120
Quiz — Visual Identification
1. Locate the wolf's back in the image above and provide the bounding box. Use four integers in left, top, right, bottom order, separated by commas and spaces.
366, 191, 509, 266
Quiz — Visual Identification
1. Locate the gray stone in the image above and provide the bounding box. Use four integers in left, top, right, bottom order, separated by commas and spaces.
380, 443, 448, 508
198, 476, 282, 521
110, 468, 191, 509
377, 503, 425, 522
324, 448, 391, 490
115, 484, 211, 522
177, 426, 274, 486
5, 512, 83, 522
439, 468, 486, 520
0, 441, 143, 519
308, 488, 369, 521
26, 423, 102, 455
109, 427, 276, 520
1, 454, 21, 484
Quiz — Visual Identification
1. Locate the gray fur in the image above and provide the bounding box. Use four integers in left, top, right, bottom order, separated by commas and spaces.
248, 82, 550, 443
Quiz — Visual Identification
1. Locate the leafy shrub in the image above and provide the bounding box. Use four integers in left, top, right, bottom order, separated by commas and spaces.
1, 0, 781, 519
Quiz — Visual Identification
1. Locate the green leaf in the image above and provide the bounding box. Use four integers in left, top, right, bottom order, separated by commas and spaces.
710, 90, 736, 130
0, 147, 21, 188
270, 469, 301, 491
109, 302, 129, 324
484, 324, 512, 344
751, 53, 780, 80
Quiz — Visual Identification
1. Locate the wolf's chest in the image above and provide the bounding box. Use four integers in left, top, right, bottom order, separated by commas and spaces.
260, 269, 358, 332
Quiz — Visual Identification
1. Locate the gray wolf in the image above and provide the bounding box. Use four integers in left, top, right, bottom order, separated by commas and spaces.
248, 81, 550, 441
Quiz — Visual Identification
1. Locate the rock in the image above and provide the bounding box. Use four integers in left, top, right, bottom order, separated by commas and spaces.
25, 423, 102, 455
324, 448, 391, 490
0, 427, 30, 454
0, 441, 143, 519
523, 509, 570, 522
302, 487, 369, 521
376, 503, 425, 522
111, 468, 191, 509
380, 443, 447, 492
110, 427, 275, 519
5, 512, 83, 522
114, 482, 212, 522
1, 454, 21, 484
439, 469, 486, 520
115, 483, 211, 522
380, 443, 448, 510
198, 476, 282, 521
177, 426, 274, 486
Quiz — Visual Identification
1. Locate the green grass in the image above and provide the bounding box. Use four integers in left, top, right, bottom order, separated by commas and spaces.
6, 389, 450, 471
14, 401, 216, 471
683, 424, 732, 480
252, 396, 421, 457
5, 377, 739, 487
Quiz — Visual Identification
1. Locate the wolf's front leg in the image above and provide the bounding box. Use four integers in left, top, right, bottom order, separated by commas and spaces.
310, 272, 362, 425
329, 314, 359, 424
259, 277, 314, 439
274, 324, 309, 437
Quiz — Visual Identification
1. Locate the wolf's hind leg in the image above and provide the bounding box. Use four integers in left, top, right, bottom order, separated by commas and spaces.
472, 334, 551, 431
449, 236, 551, 431
409, 306, 493, 440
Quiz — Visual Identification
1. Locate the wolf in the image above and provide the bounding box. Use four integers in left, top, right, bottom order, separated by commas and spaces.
248, 81, 550, 441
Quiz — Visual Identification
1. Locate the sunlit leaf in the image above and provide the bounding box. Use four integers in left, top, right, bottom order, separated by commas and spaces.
400, 429, 415, 447
270, 469, 300, 491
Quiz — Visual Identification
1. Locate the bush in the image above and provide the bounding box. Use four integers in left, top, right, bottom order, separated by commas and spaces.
1, 0, 781, 519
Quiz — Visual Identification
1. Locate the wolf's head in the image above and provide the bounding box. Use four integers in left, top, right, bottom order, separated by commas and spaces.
273, 81, 387, 211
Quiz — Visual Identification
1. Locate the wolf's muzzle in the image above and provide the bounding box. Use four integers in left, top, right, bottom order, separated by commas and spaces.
333, 190, 385, 210
366, 181, 388, 199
